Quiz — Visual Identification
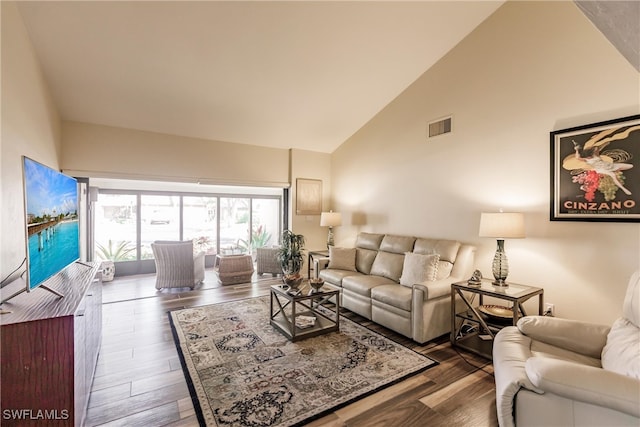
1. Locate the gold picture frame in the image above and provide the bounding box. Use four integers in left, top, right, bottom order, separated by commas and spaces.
296, 178, 322, 215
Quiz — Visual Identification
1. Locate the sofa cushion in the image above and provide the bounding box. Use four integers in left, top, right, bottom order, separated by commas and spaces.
355, 232, 384, 250
436, 261, 454, 280
328, 246, 357, 271
601, 317, 640, 379
379, 235, 416, 254
319, 269, 362, 286
342, 275, 396, 297
356, 248, 378, 274
371, 284, 412, 311
399, 252, 440, 287
414, 238, 461, 263
370, 251, 405, 282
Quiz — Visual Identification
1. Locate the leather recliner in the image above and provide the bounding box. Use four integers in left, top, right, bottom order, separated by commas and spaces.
493, 270, 640, 427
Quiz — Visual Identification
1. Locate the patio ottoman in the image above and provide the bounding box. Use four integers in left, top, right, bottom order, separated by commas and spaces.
217, 254, 254, 285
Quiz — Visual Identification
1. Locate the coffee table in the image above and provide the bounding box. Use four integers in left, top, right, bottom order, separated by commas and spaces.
269, 281, 340, 342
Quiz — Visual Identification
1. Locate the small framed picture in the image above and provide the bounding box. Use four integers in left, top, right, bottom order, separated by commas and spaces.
550, 115, 640, 222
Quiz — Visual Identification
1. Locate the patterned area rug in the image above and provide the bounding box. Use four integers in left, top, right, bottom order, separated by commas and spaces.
169, 296, 437, 427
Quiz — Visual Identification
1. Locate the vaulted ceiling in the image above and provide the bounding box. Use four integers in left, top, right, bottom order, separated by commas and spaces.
16, 1, 638, 154
17, 1, 504, 153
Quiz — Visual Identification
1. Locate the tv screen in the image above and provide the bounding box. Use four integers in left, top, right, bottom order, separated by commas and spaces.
23, 156, 79, 291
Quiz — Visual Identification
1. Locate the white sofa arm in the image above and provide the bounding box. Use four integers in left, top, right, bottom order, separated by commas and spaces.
314, 257, 330, 272
517, 316, 610, 359
413, 276, 465, 301
526, 357, 640, 418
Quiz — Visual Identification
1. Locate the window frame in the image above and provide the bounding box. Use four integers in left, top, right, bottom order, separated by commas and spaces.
92, 188, 283, 276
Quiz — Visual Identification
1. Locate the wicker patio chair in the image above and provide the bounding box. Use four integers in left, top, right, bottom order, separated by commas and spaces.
256, 247, 282, 276
151, 240, 205, 290
217, 254, 254, 285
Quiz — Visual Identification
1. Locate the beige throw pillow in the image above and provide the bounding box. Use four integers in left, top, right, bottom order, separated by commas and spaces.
328, 246, 357, 271
399, 252, 440, 287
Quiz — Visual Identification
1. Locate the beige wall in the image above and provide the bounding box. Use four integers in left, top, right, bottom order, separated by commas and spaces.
61, 123, 332, 255
290, 149, 332, 253
61, 121, 290, 187
1, 2, 62, 279
331, 1, 640, 324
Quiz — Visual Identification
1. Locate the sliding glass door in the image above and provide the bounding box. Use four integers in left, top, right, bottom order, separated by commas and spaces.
251, 198, 279, 248
94, 194, 137, 263
140, 195, 181, 259
183, 196, 218, 255
220, 197, 250, 254
93, 190, 282, 276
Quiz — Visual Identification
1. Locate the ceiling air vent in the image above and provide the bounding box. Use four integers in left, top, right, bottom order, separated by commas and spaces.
428, 116, 452, 138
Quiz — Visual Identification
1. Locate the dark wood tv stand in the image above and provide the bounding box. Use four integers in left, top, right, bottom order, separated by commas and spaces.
0, 262, 102, 426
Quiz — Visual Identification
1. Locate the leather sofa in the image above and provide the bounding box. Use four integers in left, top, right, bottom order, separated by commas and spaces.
493, 270, 640, 427
317, 232, 476, 343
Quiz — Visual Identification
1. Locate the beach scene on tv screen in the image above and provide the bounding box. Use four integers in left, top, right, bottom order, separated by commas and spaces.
24, 157, 79, 290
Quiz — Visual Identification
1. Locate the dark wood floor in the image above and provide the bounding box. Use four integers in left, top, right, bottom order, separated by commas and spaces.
87, 270, 498, 427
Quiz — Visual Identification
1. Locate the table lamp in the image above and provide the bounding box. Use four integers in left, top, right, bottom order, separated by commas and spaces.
479, 212, 525, 286
320, 211, 342, 247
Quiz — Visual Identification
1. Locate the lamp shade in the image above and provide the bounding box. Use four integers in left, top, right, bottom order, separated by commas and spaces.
479, 212, 525, 239
320, 211, 342, 227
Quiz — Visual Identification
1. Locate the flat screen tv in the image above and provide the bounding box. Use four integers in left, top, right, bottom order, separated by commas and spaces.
22, 156, 79, 295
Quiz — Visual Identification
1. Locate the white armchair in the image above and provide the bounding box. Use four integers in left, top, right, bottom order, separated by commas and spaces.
256, 247, 281, 276
493, 271, 640, 427
151, 240, 205, 290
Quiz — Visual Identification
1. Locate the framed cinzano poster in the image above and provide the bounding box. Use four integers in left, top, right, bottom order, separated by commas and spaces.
551, 114, 640, 222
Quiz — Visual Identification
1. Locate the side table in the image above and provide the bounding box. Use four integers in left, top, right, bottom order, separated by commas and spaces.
451, 279, 544, 359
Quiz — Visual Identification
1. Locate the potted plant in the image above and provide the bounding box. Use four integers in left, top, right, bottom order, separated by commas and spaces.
95, 239, 135, 281
276, 230, 305, 288
193, 235, 212, 254
238, 225, 272, 256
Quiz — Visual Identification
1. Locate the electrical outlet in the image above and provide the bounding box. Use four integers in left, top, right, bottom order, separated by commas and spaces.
544, 303, 555, 317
